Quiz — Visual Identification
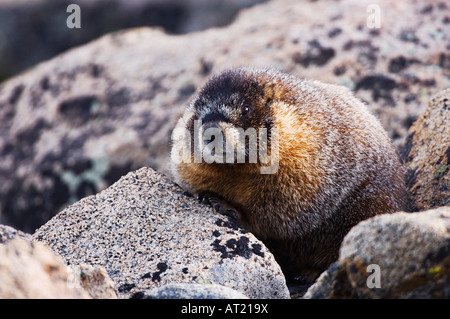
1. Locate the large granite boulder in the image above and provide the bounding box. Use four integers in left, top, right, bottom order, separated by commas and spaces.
401, 89, 450, 210
0, 0, 265, 81
304, 207, 450, 299
33, 167, 290, 299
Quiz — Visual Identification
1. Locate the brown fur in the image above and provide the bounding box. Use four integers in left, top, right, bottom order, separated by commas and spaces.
171, 67, 411, 281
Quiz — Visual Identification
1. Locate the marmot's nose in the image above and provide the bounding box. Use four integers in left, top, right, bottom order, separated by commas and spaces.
202, 122, 223, 146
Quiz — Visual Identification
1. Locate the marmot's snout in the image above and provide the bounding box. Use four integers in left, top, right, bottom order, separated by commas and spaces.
200, 121, 226, 157
199, 117, 249, 164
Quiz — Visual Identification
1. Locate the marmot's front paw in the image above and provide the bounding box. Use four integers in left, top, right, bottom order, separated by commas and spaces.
197, 192, 240, 220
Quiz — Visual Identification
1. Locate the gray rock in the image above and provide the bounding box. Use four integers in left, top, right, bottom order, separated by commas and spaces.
0, 238, 91, 298
0, 0, 265, 81
401, 89, 450, 210
133, 283, 249, 299
0, 224, 31, 243
71, 263, 118, 299
1, 0, 448, 233
33, 167, 290, 299
304, 207, 450, 299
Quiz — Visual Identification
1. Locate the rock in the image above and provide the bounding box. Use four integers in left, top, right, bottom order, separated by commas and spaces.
0, 224, 117, 298
33, 167, 290, 299
71, 264, 118, 299
401, 89, 450, 210
0, 224, 32, 243
0, 0, 265, 81
132, 283, 249, 299
0, 238, 90, 298
304, 207, 450, 299
1, 0, 448, 233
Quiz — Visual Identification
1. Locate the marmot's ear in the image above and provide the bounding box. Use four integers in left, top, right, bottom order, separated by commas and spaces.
263, 81, 283, 105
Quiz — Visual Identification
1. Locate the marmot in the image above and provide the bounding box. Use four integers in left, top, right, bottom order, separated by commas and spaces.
171, 67, 411, 282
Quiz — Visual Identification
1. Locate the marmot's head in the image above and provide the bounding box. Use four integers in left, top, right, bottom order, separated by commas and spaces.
194, 68, 275, 131
172, 68, 286, 168
173, 68, 290, 170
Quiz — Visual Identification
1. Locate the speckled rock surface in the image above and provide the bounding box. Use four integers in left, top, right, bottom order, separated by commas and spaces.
304, 207, 450, 299
1, 0, 448, 233
70, 263, 118, 299
401, 89, 450, 210
0, 224, 32, 243
0, 238, 90, 299
133, 283, 249, 299
33, 167, 290, 299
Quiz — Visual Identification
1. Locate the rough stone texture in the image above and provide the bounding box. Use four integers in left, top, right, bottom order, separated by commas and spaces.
304, 207, 450, 299
0, 224, 32, 243
33, 167, 290, 299
71, 264, 118, 299
0, 238, 90, 299
1, 0, 449, 232
0, 0, 265, 81
401, 89, 450, 210
133, 283, 249, 299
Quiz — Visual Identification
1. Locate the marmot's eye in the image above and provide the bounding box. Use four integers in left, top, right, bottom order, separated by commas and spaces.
241, 106, 250, 116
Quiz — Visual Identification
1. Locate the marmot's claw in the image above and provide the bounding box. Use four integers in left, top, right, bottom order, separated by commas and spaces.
225, 208, 240, 220
209, 197, 239, 219
197, 192, 240, 219
197, 191, 213, 205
